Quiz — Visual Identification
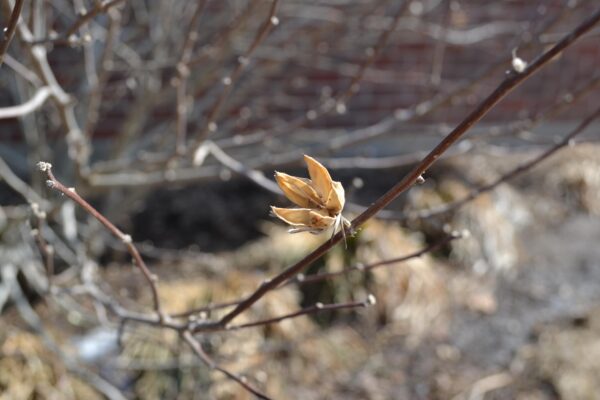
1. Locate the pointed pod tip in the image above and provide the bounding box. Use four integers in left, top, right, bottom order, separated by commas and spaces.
303, 154, 316, 163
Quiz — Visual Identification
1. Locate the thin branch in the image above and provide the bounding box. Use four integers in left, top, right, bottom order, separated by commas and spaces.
215, 7, 600, 327
28, 0, 126, 45
30, 203, 54, 288
182, 331, 272, 400
0, 155, 47, 206
193, 0, 280, 145
37, 162, 165, 320
174, 0, 208, 155
290, 232, 461, 287
200, 141, 281, 193
226, 297, 375, 331
83, 8, 121, 140
0, 86, 52, 119
262, 1, 411, 141
15, 19, 89, 173
0, 0, 24, 67
406, 105, 600, 220
182, 231, 460, 323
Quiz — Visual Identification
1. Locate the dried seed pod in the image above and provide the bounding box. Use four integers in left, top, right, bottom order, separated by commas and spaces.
271, 155, 350, 236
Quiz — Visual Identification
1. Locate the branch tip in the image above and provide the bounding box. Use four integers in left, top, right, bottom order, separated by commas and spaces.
37, 161, 52, 171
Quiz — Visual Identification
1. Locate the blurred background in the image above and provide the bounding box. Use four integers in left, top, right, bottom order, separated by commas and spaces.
0, 0, 599, 399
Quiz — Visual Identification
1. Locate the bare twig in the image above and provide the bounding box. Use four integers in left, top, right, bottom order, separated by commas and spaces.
182, 330, 271, 400
37, 162, 165, 320
0, 0, 23, 67
226, 297, 375, 331
30, 203, 54, 287
0, 155, 47, 206
83, 8, 121, 140
290, 232, 461, 287
200, 141, 281, 193
262, 1, 411, 140
193, 0, 280, 145
406, 104, 600, 220
15, 19, 89, 173
174, 0, 208, 155
28, 0, 126, 45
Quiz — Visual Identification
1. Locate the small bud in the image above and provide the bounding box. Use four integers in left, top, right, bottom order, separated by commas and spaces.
335, 102, 347, 114
45, 180, 55, 188
177, 63, 190, 77
511, 49, 527, 73
394, 108, 411, 120
352, 177, 364, 189
366, 294, 377, 305
37, 161, 52, 171
296, 273, 305, 282
416, 175, 425, 184
315, 302, 324, 309
222, 76, 232, 85
122, 234, 132, 244
306, 110, 317, 120
563, 93, 574, 103
208, 122, 217, 132
219, 168, 232, 181
512, 57, 527, 73
270, 16, 279, 26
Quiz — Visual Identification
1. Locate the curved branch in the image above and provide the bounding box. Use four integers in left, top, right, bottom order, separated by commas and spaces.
0, 0, 24, 67
0, 86, 52, 119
